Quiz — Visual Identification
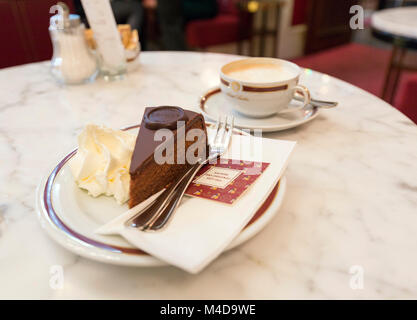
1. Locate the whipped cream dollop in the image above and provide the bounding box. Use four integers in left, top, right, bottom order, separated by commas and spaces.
69, 124, 136, 204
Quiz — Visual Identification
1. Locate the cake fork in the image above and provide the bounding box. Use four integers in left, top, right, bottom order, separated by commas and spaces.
127, 115, 234, 231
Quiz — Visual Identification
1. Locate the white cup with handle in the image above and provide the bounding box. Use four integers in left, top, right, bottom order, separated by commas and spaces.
220, 57, 311, 118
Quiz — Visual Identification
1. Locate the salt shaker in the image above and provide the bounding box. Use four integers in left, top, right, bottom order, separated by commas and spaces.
49, 2, 98, 84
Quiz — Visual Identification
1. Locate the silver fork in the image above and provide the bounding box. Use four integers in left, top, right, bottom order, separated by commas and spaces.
127, 115, 234, 231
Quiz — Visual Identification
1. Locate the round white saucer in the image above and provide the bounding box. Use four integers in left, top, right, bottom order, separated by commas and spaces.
199, 87, 320, 132
36, 125, 287, 267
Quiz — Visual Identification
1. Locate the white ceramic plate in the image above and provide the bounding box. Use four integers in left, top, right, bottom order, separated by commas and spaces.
199, 87, 320, 132
36, 125, 287, 267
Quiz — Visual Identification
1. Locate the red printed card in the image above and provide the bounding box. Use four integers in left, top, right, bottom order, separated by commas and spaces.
185, 159, 270, 205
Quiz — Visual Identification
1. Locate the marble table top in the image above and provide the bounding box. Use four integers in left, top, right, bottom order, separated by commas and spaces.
1, 51, 417, 299
372, 7, 417, 40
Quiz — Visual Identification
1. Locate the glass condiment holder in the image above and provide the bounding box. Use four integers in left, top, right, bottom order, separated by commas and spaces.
49, 3, 98, 85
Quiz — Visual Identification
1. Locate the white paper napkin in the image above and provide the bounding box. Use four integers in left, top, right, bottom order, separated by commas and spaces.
96, 135, 296, 273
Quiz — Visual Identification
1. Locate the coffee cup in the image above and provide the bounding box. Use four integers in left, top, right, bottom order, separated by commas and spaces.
220, 57, 310, 118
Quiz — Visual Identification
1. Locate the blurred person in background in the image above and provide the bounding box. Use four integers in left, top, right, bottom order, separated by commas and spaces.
111, 0, 145, 48
111, 0, 144, 32
183, 0, 218, 23
74, 0, 219, 51
74, 0, 145, 47
74, 0, 144, 30
156, 0, 218, 50
156, 0, 186, 50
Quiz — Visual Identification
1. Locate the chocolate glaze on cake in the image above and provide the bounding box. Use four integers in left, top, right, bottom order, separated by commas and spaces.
128, 106, 207, 208
129, 106, 202, 176
144, 106, 188, 130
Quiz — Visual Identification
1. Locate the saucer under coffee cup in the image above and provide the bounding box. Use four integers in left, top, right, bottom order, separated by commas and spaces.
220, 57, 310, 118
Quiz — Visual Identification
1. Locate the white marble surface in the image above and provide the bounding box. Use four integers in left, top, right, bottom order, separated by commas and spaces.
1, 51, 417, 299
372, 7, 417, 40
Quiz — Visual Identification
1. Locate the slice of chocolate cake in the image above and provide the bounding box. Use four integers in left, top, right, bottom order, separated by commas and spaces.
128, 106, 207, 208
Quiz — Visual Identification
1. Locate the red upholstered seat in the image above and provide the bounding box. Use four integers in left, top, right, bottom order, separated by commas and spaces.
395, 74, 417, 124
186, 14, 241, 48
292, 43, 417, 124
292, 43, 392, 97
185, 0, 251, 49
292, 0, 308, 26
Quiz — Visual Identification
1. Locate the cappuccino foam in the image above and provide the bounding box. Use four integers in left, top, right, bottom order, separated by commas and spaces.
225, 63, 295, 83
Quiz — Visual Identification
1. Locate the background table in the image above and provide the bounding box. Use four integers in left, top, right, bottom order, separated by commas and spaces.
1, 52, 417, 299
371, 7, 417, 103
